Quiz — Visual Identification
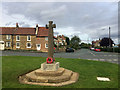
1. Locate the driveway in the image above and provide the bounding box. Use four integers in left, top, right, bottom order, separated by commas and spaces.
1, 49, 119, 64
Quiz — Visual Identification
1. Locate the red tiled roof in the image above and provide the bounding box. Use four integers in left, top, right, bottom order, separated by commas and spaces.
53, 36, 57, 39
15, 28, 35, 35
0, 27, 48, 36
0, 27, 15, 34
37, 27, 48, 36
0, 27, 35, 35
57, 35, 66, 40
61, 35, 66, 40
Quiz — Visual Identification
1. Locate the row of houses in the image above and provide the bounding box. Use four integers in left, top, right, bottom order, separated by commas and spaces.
0, 23, 67, 52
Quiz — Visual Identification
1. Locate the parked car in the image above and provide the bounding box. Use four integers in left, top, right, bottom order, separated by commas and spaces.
66, 48, 74, 52
90, 47, 95, 51
94, 48, 101, 52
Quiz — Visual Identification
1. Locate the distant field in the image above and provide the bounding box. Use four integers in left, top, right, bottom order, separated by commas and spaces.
2, 56, 118, 88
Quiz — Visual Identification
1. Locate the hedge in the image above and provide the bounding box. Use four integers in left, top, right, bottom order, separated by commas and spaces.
97, 47, 120, 53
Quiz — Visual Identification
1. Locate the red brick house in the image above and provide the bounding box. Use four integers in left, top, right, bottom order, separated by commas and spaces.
56, 35, 67, 46
0, 23, 49, 52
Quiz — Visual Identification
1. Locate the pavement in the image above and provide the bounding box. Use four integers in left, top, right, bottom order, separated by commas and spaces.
1, 49, 119, 64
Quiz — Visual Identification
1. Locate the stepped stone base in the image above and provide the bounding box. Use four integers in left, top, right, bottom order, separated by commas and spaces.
19, 62, 79, 86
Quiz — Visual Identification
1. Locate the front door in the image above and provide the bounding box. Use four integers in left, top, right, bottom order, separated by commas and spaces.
36, 44, 41, 50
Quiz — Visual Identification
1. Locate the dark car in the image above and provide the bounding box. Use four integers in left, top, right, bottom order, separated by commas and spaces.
66, 48, 74, 52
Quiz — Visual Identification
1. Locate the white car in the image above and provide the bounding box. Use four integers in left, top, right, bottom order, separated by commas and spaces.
90, 47, 95, 50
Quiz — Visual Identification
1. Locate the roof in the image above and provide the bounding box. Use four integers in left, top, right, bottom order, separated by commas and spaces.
15, 28, 35, 35
53, 36, 57, 39
57, 35, 66, 40
0, 27, 15, 34
37, 27, 48, 36
0, 27, 49, 36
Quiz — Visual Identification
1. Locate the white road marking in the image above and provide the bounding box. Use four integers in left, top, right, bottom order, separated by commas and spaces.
92, 59, 99, 60
88, 51, 96, 56
113, 59, 118, 61
100, 55, 117, 57
99, 59, 105, 61
104, 55, 107, 56
108, 59, 112, 61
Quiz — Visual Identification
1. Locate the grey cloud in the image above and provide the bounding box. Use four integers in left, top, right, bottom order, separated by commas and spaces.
2, 2, 118, 43
5, 21, 31, 27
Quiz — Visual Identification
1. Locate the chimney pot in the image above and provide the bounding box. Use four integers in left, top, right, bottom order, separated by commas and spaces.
36, 24, 38, 27
16, 23, 19, 27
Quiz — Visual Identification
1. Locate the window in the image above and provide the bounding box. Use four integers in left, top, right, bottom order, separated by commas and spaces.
16, 42, 20, 48
27, 35, 31, 41
54, 42, 57, 45
16, 35, 20, 41
6, 35, 11, 40
6, 42, 11, 47
26, 42, 31, 48
45, 43, 48, 48
45, 37, 48, 41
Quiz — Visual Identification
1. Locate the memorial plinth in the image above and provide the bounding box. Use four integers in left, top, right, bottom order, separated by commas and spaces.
41, 62, 59, 71
19, 62, 79, 86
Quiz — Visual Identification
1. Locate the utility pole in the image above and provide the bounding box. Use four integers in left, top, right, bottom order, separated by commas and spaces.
109, 27, 111, 47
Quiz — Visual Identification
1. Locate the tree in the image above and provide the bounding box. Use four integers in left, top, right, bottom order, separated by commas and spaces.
118, 44, 120, 48
70, 36, 81, 50
65, 36, 70, 45
80, 42, 91, 48
100, 37, 114, 47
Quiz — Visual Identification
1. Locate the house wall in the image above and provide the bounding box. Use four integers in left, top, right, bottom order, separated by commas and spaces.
12, 35, 36, 50
36, 36, 48, 52
1, 35, 13, 50
0, 35, 48, 52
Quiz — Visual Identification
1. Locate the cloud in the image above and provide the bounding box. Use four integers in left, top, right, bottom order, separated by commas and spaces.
1, 2, 118, 44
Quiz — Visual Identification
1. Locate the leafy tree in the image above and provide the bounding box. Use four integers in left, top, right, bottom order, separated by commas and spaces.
65, 36, 70, 45
118, 44, 120, 48
100, 37, 114, 47
80, 43, 91, 48
70, 36, 81, 50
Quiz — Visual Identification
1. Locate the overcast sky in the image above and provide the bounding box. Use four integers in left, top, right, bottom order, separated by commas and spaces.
0, 1, 118, 44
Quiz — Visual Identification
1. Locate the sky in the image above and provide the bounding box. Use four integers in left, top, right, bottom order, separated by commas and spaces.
0, 0, 118, 44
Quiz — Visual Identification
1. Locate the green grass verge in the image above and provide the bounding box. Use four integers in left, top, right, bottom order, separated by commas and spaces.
2, 56, 118, 88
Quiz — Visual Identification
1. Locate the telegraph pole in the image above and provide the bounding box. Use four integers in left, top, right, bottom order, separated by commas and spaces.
109, 27, 111, 47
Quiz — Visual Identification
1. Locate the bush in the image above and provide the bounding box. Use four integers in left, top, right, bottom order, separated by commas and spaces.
98, 47, 120, 53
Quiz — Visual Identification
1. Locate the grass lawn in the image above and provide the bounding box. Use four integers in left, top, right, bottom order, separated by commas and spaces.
2, 56, 118, 88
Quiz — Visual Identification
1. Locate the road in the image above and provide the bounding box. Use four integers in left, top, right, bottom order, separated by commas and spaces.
1, 49, 119, 64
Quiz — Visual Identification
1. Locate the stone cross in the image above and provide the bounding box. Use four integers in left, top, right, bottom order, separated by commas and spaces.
46, 21, 56, 60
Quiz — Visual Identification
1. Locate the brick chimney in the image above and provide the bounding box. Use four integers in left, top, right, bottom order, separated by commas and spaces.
35, 24, 38, 35
16, 23, 19, 28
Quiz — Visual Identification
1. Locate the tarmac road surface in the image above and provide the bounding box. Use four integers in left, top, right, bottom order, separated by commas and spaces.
1, 49, 119, 64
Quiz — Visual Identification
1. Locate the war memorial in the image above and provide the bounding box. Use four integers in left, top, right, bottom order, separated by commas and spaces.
19, 21, 79, 86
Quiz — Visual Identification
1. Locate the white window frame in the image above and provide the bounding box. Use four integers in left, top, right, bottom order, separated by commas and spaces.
45, 37, 48, 41
16, 42, 20, 48
45, 43, 48, 48
27, 35, 31, 41
16, 35, 20, 41
6, 35, 11, 40
6, 42, 11, 47
26, 42, 31, 48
